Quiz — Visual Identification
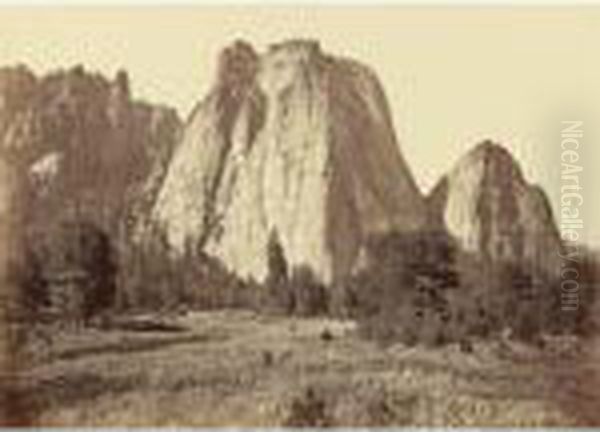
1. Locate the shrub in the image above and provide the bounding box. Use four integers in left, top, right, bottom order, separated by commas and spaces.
21, 218, 117, 325
543, 250, 597, 337
119, 232, 251, 312
262, 232, 329, 316
262, 231, 293, 313
347, 230, 460, 346
288, 265, 329, 316
17, 246, 50, 317
345, 229, 593, 347
284, 387, 331, 427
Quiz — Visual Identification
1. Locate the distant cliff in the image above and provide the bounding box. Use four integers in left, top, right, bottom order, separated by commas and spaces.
0, 64, 182, 235
428, 140, 562, 277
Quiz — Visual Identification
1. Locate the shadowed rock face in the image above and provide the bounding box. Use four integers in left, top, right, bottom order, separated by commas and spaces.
0, 65, 182, 235
428, 140, 561, 276
0, 156, 25, 424
151, 39, 426, 283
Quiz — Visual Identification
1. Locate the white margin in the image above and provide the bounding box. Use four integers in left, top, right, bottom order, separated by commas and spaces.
0, 0, 600, 6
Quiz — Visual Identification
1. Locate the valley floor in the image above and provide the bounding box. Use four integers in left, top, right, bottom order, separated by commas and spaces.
4, 310, 600, 426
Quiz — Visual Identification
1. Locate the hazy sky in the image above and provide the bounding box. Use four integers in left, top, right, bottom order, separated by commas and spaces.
1, 7, 598, 246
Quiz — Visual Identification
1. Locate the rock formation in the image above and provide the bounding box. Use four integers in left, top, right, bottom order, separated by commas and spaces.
428, 140, 561, 277
0, 155, 24, 408
151, 40, 426, 283
0, 65, 182, 235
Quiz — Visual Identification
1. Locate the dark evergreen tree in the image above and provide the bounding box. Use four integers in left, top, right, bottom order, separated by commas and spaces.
264, 230, 293, 313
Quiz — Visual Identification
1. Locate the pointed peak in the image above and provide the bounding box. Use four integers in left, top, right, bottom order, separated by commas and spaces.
217, 39, 259, 88
470, 139, 512, 159
69, 64, 86, 76
463, 139, 521, 173
220, 39, 257, 60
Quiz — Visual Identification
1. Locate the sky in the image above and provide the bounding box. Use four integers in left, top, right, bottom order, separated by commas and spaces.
0, 6, 598, 247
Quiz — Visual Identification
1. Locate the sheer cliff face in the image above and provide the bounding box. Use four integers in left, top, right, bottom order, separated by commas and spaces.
429, 141, 561, 276
0, 156, 23, 380
151, 42, 260, 248
0, 65, 182, 234
0, 156, 22, 264
152, 40, 426, 283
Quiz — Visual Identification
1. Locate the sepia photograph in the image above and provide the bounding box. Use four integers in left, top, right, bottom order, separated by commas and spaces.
0, 4, 599, 426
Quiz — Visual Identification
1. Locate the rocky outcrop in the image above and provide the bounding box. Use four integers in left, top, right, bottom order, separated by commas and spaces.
0, 155, 24, 287
0, 155, 24, 399
151, 41, 260, 249
0, 65, 182, 235
151, 40, 426, 283
428, 141, 561, 277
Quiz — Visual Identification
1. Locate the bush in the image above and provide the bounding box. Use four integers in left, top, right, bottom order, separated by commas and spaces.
288, 265, 329, 316
345, 229, 593, 347
119, 233, 251, 312
284, 387, 331, 427
17, 247, 50, 316
21, 218, 117, 325
543, 250, 597, 337
262, 231, 293, 313
347, 230, 460, 346
263, 232, 329, 316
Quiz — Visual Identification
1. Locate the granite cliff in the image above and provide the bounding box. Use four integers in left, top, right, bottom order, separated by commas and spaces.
151, 40, 426, 283
0, 65, 182, 235
428, 140, 561, 277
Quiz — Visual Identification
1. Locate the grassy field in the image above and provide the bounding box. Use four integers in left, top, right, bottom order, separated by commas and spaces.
5, 310, 600, 426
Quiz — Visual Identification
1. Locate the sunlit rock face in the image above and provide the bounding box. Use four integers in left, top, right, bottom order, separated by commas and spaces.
428, 141, 561, 276
0, 65, 182, 234
151, 41, 260, 249
152, 40, 426, 283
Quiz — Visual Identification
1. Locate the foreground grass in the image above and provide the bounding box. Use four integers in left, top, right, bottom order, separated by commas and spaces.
6, 310, 600, 426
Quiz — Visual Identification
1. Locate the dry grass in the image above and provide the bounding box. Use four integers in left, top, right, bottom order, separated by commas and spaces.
6, 310, 600, 426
